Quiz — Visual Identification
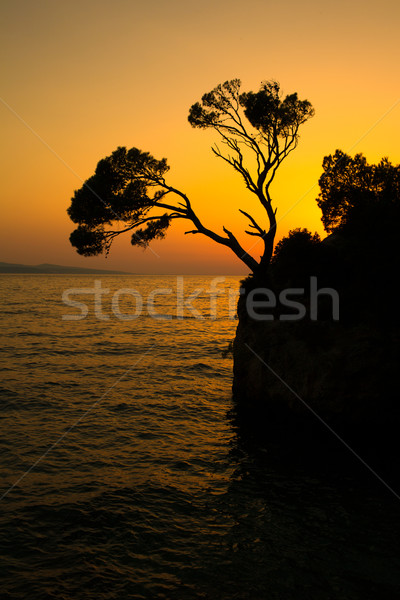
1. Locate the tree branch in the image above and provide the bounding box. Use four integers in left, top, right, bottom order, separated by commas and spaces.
239, 209, 265, 236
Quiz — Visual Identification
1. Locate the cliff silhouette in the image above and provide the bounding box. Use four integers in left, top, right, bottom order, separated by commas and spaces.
232, 153, 400, 471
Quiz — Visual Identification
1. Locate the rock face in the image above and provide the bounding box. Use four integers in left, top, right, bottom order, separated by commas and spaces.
232, 231, 400, 459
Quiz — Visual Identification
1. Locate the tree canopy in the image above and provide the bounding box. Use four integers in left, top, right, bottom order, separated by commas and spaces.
317, 150, 400, 233
272, 228, 321, 262
68, 79, 314, 273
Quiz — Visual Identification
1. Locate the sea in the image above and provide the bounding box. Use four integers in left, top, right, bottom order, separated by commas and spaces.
1, 274, 400, 600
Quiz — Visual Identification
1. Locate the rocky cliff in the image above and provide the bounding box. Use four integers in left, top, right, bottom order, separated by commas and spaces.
232, 229, 400, 463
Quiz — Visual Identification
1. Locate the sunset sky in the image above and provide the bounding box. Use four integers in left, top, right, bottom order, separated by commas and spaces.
1, 0, 399, 274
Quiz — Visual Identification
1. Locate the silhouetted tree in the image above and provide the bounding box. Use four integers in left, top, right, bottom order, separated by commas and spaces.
317, 150, 400, 233
68, 79, 314, 273
272, 228, 321, 263
269, 228, 323, 288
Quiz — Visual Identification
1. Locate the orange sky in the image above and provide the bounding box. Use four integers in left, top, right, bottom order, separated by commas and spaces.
1, 0, 399, 274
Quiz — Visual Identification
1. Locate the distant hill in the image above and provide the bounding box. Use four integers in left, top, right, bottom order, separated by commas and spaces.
0, 262, 132, 274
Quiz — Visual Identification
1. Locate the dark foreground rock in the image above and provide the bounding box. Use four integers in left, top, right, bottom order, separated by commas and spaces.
232, 230, 400, 471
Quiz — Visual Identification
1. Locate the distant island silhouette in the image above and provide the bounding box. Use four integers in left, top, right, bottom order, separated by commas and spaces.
0, 262, 132, 274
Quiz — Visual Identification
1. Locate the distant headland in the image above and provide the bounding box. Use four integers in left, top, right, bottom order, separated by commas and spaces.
0, 262, 132, 274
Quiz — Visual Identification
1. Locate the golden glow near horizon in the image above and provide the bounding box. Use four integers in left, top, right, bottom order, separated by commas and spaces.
1, 0, 399, 274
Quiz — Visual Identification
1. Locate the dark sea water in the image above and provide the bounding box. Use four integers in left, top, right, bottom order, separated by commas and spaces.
1, 274, 399, 600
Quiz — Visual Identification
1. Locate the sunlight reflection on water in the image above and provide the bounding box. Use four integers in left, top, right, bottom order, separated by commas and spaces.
1, 275, 400, 600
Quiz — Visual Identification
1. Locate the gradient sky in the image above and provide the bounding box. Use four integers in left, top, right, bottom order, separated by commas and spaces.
1, 0, 399, 274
